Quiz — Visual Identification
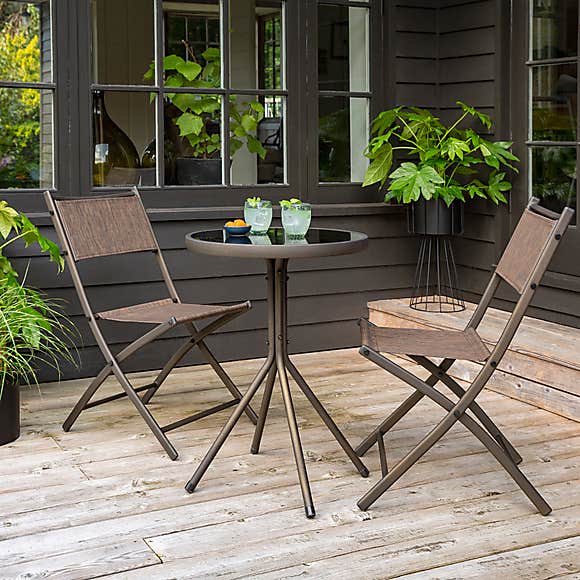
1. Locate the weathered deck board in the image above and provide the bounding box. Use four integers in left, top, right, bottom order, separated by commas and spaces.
368, 298, 580, 421
0, 348, 579, 579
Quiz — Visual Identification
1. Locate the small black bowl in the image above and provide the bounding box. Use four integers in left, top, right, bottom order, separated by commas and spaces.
224, 225, 251, 236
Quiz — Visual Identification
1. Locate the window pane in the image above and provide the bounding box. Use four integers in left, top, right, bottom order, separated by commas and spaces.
531, 146, 577, 222
0, 1, 50, 83
531, 63, 577, 141
164, 93, 222, 186
231, 95, 284, 185
164, 1, 221, 85
230, 0, 283, 90
0, 88, 53, 188
92, 91, 155, 187
532, 0, 578, 60
92, 0, 155, 85
319, 96, 368, 183
318, 5, 369, 92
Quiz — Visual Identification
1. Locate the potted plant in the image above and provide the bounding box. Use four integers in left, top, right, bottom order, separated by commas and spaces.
362, 102, 519, 235
144, 46, 267, 185
0, 201, 75, 445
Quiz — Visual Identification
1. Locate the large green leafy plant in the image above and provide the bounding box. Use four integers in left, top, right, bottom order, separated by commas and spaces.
144, 47, 267, 160
363, 102, 519, 206
0, 201, 75, 397
0, 4, 42, 188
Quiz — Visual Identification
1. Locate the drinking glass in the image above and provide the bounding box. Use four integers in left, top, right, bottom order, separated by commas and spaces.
244, 199, 273, 235
281, 203, 311, 238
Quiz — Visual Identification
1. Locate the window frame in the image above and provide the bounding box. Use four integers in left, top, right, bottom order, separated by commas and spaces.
3, 0, 388, 209
510, 0, 580, 277
0, 0, 59, 204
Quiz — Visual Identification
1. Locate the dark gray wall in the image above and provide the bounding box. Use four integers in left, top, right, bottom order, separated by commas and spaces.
10, 203, 417, 380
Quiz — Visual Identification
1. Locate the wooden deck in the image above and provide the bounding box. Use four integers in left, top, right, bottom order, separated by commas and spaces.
1, 348, 579, 579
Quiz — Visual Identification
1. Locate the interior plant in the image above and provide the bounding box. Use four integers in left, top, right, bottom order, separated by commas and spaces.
144, 46, 267, 184
0, 200, 75, 445
362, 101, 519, 235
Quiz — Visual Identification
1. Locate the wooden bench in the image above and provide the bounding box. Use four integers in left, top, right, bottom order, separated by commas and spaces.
368, 298, 580, 422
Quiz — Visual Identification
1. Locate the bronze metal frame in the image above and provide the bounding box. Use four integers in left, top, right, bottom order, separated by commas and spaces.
356, 199, 575, 514
44, 189, 257, 461
185, 257, 369, 519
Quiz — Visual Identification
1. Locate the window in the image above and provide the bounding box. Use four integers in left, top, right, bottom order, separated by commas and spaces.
528, 0, 578, 222
0, 1, 54, 190
0, 0, 382, 203
317, 1, 370, 184
90, 0, 286, 189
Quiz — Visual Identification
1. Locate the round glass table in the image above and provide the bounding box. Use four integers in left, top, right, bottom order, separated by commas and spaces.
184, 228, 370, 518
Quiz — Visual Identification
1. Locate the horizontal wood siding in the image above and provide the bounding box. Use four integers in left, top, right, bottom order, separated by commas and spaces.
8, 207, 418, 380
394, 3, 437, 107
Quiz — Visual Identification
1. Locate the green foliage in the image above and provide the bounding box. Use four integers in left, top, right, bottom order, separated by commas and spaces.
245, 196, 262, 208
0, 200, 63, 285
0, 3, 42, 188
0, 200, 74, 397
279, 198, 302, 208
363, 101, 519, 206
145, 48, 266, 160
0, 281, 76, 398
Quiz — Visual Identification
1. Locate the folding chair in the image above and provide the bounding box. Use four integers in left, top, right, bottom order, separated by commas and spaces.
356, 199, 574, 514
45, 188, 257, 460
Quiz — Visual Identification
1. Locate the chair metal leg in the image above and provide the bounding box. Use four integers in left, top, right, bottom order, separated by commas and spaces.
110, 361, 179, 461
355, 357, 455, 457
197, 339, 259, 424
250, 365, 277, 454
277, 355, 315, 519
412, 355, 523, 465
286, 358, 369, 478
62, 363, 113, 432
141, 337, 197, 404
376, 430, 388, 478
185, 357, 274, 493
358, 347, 551, 515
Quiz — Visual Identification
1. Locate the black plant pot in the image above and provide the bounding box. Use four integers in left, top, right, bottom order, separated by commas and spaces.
175, 158, 221, 186
409, 198, 464, 236
0, 383, 20, 446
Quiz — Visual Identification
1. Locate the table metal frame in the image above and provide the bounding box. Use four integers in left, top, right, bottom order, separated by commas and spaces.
185, 257, 369, 518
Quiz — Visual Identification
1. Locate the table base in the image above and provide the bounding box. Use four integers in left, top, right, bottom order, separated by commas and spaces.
185, 258, 369, 518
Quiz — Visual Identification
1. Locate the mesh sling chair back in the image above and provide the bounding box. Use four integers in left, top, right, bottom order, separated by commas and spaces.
45, 188, 257, 460
357, 198, 575, 514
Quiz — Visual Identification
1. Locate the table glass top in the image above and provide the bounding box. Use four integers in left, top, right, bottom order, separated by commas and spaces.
190, 228, 358, 246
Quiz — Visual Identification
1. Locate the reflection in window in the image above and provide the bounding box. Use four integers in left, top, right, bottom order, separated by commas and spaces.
532, 64, 577, 141
317, 2, 369, 184
165, 12, 219, 65
528, 0, 578, 222
92, 0, 155, 86
231, 95, 284, 185
319, 96, 368, 183
164, 93, 222, 186
531, 147, 577, 214
92, 91, 155, 187
0, 2, 53, 189
532, 0, 578, 60
90, 0, 286, 188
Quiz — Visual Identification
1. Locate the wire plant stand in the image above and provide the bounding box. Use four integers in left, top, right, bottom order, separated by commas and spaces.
410, 235, 465, 313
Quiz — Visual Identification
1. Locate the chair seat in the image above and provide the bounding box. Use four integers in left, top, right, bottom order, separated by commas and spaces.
98, 298, 251, 325
360, 319, 489, 361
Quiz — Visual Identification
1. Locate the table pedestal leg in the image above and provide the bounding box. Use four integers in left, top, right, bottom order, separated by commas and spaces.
186, 258, 368, 519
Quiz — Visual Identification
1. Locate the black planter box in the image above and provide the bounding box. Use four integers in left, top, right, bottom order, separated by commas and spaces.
175, 158, 222, 186
409, 198, 464, 236
0, 383, 20, 446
